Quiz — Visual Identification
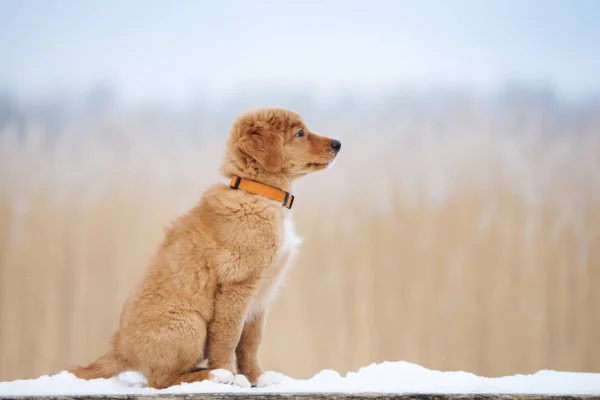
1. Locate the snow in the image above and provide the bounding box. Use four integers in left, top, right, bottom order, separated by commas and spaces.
1, 362, 599, 396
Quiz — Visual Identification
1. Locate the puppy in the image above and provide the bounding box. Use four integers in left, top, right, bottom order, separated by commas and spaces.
68, 107, 342, 389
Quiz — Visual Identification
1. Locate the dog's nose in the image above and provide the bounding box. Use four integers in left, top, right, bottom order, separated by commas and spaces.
331, 139, 342, 152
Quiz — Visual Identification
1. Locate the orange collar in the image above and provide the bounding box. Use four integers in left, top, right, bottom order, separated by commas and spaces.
229, 175, 295, 209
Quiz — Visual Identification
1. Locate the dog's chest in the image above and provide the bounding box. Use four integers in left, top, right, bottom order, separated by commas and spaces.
276, 218, 302, 261
246, 217, 302, 319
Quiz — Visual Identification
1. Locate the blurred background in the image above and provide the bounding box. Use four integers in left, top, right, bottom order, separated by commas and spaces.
1, 0, 599, 383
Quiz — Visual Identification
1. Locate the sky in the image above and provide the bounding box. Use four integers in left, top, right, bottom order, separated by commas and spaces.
1, 0, 599, 104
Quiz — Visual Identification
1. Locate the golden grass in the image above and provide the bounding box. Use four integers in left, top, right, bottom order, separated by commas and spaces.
1, 106, 599, 381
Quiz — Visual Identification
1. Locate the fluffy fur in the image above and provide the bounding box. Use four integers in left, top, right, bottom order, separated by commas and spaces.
68, 107, 341, 389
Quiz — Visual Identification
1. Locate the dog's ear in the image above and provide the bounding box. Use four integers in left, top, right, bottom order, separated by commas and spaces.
237, 129, 284, 173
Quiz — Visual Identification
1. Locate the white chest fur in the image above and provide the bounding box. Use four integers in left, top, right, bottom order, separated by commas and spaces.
278, 218, 303, 259
246, 216, 303, 320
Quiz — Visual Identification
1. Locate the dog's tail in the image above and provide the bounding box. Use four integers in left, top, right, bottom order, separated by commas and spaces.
69, 352, 123, 380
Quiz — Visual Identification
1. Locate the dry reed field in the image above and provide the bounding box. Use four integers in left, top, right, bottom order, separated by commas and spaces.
1, 95, 599, 382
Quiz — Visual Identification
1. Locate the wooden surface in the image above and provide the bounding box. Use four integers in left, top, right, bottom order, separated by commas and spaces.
1, 393, 599, 400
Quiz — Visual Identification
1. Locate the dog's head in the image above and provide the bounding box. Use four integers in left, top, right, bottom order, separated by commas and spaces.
223, 108, 341, 178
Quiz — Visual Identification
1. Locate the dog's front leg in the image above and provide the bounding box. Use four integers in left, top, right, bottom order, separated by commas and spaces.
236, 311, 265, 384
208, 281, 257, 375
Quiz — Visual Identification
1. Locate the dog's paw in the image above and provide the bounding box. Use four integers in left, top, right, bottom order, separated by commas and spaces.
255, 371, 285, 387
209, 369, 235, 385
233, 374, 251, 388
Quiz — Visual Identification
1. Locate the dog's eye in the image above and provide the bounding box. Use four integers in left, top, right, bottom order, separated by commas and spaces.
250, 130, 259, 136
296, 129, 305, 138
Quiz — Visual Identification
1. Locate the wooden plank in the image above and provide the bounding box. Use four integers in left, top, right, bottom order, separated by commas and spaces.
2, 393, 599, 400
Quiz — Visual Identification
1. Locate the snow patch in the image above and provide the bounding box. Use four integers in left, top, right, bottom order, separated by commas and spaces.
233, 375, 251, 388
256, 371, 286, 388
1, 361, 599, 396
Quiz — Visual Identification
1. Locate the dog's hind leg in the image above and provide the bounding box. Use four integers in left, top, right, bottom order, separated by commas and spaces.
136, 313, 249, 389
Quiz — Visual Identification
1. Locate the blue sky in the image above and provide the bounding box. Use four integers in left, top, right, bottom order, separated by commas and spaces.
1, 0, 599, 103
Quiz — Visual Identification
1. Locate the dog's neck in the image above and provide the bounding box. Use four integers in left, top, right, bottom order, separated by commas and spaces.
220, 160, 295, 208
219, 156, 292, 193
228, 175, 294, 209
